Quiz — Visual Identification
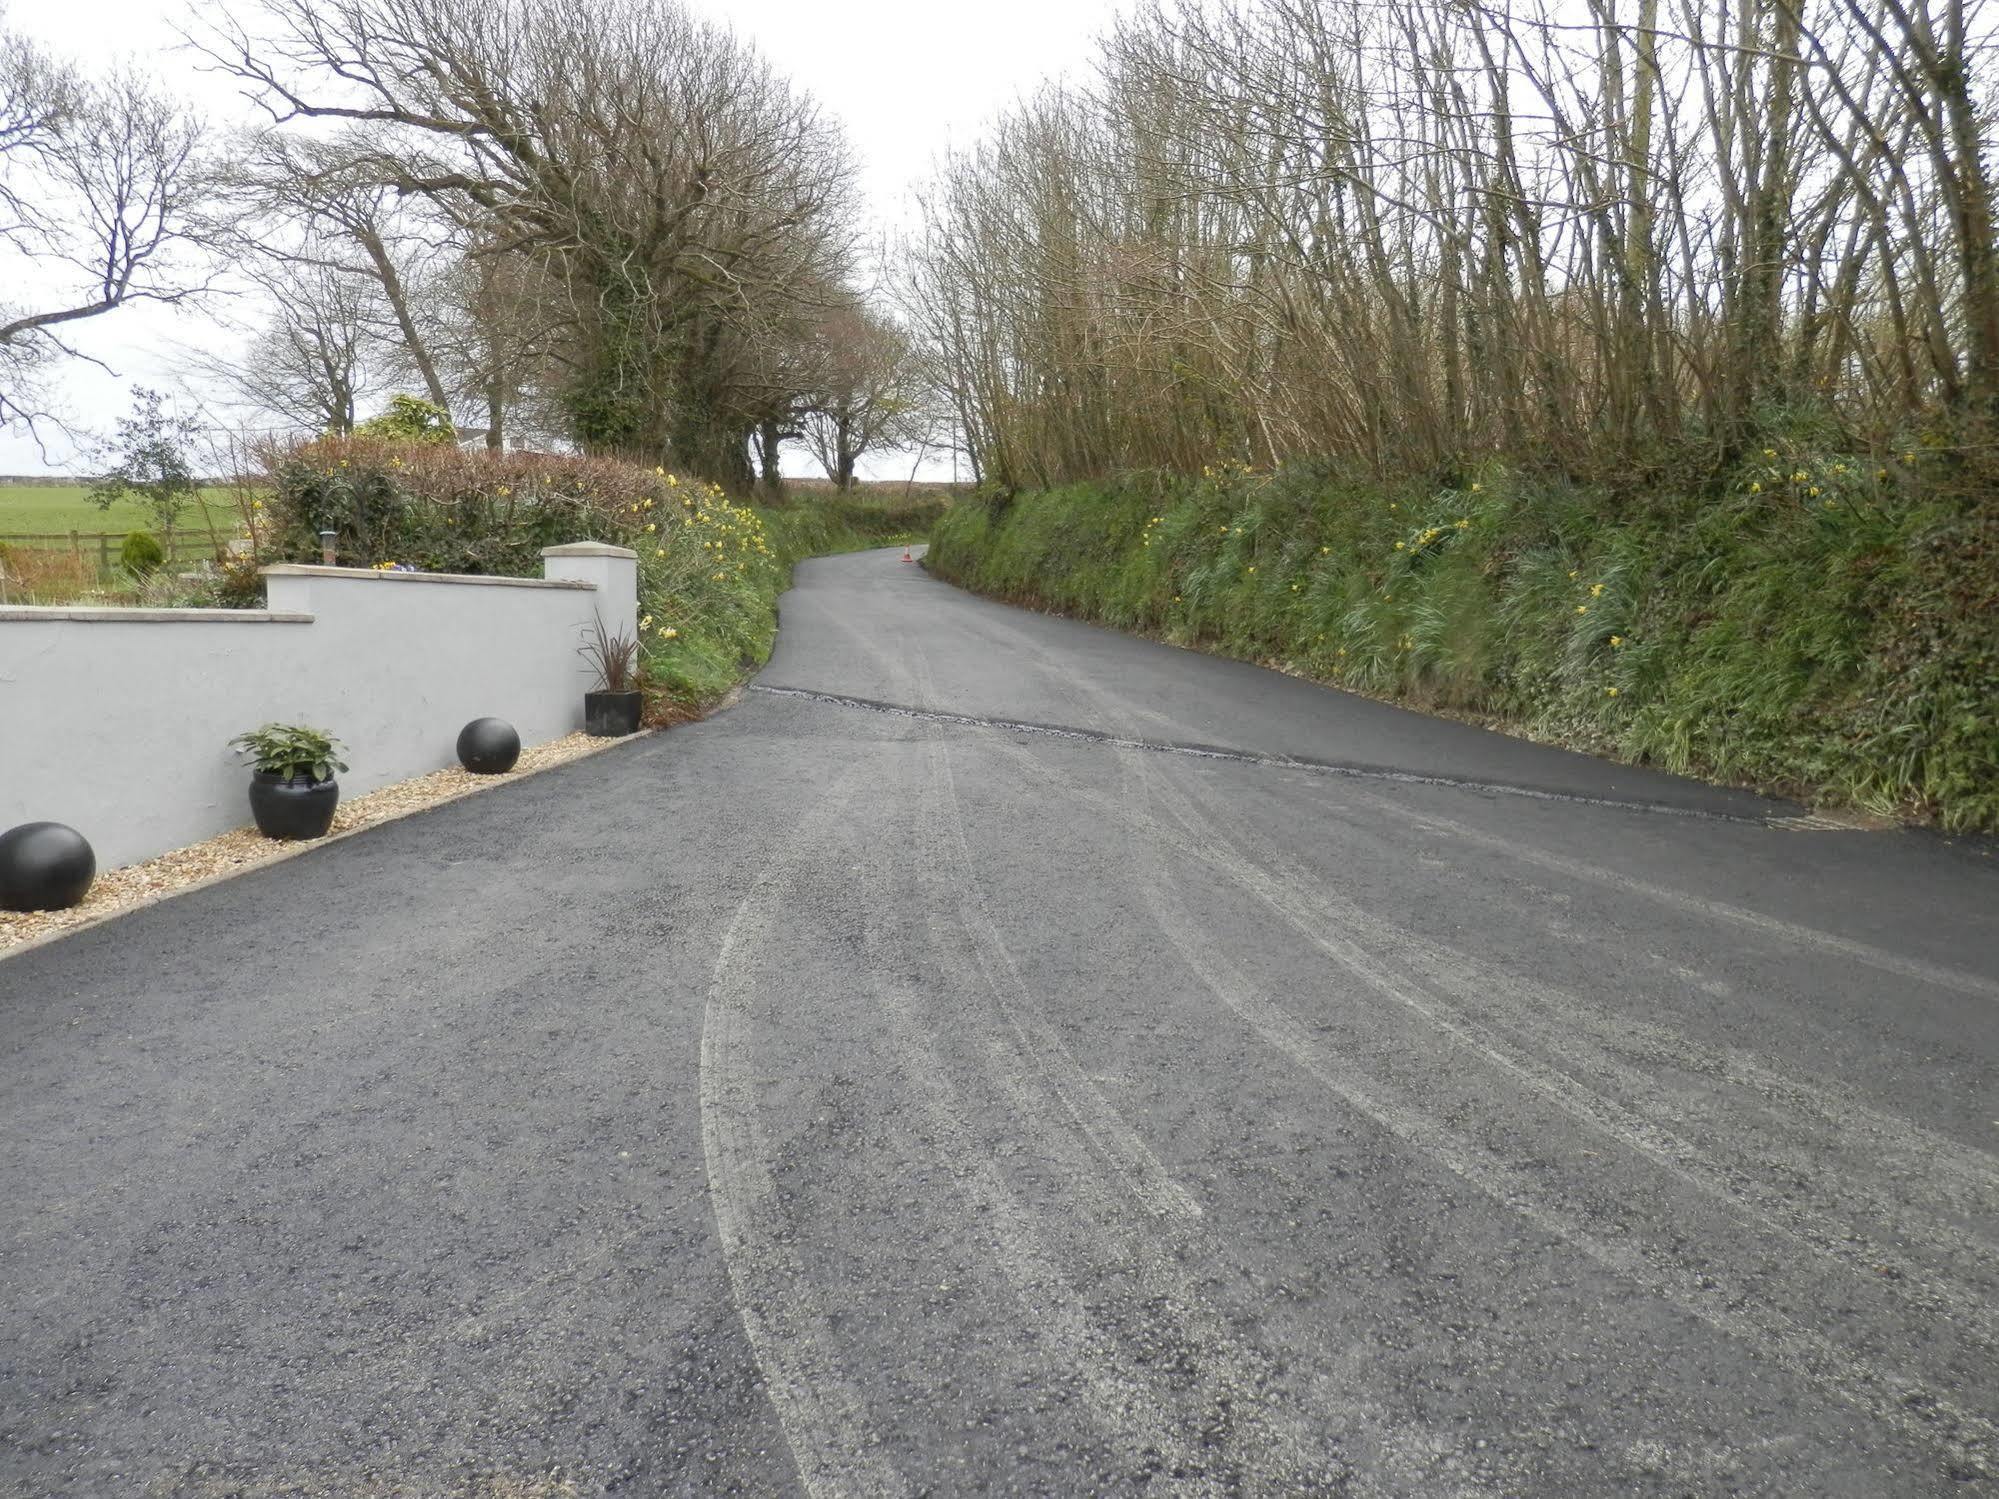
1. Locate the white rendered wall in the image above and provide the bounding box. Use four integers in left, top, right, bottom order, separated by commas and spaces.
0, 543, 637, 870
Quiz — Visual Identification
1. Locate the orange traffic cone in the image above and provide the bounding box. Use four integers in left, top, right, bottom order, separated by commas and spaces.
901, 547, 913, 563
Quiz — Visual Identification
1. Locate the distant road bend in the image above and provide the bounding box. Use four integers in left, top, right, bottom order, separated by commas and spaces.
2, 546, 1995, 1496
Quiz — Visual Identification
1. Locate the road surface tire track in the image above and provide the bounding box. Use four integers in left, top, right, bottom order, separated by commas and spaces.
700, 766, 911, 1499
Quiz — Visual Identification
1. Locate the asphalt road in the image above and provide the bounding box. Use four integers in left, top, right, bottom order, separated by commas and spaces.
3, 546, 1995, 1497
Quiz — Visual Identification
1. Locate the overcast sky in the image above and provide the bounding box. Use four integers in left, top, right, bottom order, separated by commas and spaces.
2, 0, 1130, 477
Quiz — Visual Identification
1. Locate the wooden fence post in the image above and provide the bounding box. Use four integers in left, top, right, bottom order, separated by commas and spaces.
98, 533, 111, 575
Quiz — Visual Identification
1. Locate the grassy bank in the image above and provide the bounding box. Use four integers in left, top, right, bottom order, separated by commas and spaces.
638, 490, 944, 714
926, 452, 1997, 832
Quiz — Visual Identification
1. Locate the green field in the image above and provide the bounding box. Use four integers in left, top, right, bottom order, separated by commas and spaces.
0, 484, 239, 541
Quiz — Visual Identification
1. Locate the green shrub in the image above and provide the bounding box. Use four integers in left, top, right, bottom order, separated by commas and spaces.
260, 437, 645, 575
925, 442, 1999, 831
119, 530, 166, 575
353, 395, 456, 443
210, 550, 265, 609
229, 722, 349, 784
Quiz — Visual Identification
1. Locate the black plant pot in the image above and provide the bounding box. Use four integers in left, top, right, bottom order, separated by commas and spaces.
248, 771, 340, 840
585, 690, 643, 737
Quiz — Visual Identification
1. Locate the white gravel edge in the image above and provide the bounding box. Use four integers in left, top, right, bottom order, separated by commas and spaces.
0, 729, 658, 965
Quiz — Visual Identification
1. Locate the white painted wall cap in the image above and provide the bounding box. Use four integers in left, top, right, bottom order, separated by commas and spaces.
540, 541, 638, 559
0, 606, 314, 623
261, 563, 593, 591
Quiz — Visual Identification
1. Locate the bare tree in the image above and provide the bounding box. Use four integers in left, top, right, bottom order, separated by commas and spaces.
183, 257, 382, 435
411, 246, 567, 450
906, 0, 1999, 486
797, 305, 931, 489
0, 14, 208, 437
207, 129, 457, 415
198, 0, 861, 485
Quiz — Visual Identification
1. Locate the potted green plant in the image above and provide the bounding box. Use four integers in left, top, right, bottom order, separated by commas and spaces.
579, 616, 643, 736
230, 723, 349, 840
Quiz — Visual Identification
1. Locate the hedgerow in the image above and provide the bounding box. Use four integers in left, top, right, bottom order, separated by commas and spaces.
926, 438, 1998, 832
260, 437, 947, 717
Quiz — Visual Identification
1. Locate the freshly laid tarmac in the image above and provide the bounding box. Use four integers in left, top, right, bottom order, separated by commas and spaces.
3, 546, 1994, 1495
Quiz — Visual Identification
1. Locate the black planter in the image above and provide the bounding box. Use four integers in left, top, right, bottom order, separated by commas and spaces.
248, 771, 340, 840
0, 821, 96, 912
457, 717, 521, 774
585, 690, 643, 737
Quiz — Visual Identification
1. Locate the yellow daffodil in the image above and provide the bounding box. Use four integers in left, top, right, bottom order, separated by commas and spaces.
1610, 634, 1624, 647
1606, 687, 1619, 697
1576, 604, 1589, 614
1589, 582, 1604, 597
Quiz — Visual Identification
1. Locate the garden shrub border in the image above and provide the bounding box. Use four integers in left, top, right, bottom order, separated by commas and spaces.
259, 437, 949, 721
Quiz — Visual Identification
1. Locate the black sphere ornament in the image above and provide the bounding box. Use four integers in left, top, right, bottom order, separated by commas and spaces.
0, 822, 96, 912
456, 717, 521, 774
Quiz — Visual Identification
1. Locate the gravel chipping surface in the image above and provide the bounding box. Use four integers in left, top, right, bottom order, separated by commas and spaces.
0, 730, 622, 955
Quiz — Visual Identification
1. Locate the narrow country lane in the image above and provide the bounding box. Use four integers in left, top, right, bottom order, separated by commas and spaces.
3, 546, 1995, 1496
